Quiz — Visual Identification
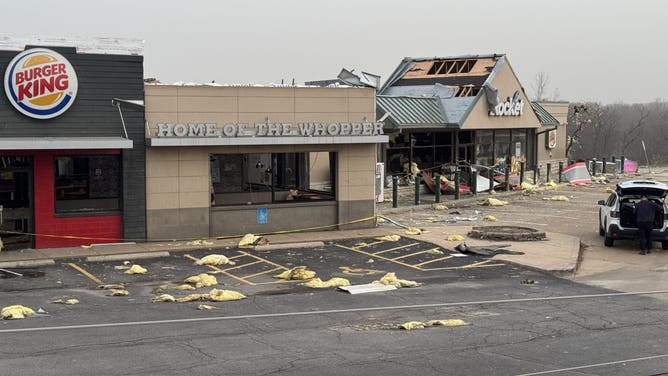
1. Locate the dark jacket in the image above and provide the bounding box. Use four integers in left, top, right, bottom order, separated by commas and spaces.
634, 199, 662, 223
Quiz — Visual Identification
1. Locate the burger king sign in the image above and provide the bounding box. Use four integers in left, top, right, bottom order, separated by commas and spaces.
4, 48, 78, 119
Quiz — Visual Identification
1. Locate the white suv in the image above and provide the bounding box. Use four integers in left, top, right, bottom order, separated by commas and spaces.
598, 180, 668, 249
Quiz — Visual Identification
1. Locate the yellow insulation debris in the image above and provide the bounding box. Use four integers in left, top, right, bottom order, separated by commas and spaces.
238, 233, 260, 248
521, 182, 538, 191
447, 234, 465, 241
151, 294, 176, 303
543, 195, 569, 201
98, 283, 125, 290
483, 215, 498, 222
114, 265, 130, 270
186, 239, 214, 246
52, 298, 79, 305
109, 289, 129, 296
400, 321, 425, 330
176, 284, 196, 291
377, 272, 419, 288
2, 305, 35, 320
404, 227, 422, 235
197, 304, 216, 310
482, 198, 508, 206
606, 187, 613, 193
303, 277, 351, 288
184, 273, 218, 288
427, 249, 444, 255
426, 319, 468, 327
376, 217, 386, 223
275, 266, 316, 280
431, 203, 448, 211
544, 181, 557, 187
124, 264, 147, 274
375, 235, 401, 242
195, 254, 235, 266
176, 294, 208, 302
208, 289, 246, 301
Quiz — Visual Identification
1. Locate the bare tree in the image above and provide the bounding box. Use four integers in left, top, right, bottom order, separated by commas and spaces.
620, 104, 649, 153
531, 72, 550, 101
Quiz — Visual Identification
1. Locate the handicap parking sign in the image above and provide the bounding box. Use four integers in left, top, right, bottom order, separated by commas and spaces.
257, 208, 268, 224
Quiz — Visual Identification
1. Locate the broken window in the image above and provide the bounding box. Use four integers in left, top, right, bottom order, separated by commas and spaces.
210, 152, 335, 206
54, 155, 121, 214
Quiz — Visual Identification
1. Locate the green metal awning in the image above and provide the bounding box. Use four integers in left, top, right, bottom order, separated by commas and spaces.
530, 102, 560, 126
377, 95, 449, 129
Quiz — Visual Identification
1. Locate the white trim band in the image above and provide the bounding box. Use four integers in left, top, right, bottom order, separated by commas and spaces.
147, 136, 389, 147
0, 137, 133, 150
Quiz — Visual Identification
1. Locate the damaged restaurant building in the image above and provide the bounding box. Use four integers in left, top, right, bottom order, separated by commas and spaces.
0, 37, 146, 250
144, 85, 387, 240
376, 54, 568, 183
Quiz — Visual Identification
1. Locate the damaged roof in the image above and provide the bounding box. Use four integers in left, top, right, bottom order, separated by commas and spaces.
377, 96, 450, 129
530, 102, 560, 126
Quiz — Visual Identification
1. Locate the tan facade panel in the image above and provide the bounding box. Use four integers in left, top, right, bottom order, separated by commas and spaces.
177, 96, 238, 113
295, 97, 348, 113
238, 96, 295, 113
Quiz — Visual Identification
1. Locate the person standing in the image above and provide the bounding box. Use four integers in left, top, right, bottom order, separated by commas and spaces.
634, 196, 662, 254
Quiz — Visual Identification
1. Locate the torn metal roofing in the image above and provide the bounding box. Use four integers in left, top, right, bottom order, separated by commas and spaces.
376, 96, 449, 129
530, 102, 560, 126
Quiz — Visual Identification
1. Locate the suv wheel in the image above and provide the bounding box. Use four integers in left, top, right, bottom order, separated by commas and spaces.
604, 235, 614, 247
663, 241, 668, 250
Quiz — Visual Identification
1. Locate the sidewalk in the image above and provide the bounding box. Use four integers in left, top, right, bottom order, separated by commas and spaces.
0, 219, 581, 276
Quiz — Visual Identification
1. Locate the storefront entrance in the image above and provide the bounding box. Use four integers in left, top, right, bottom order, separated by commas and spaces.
0, 156, 33, 250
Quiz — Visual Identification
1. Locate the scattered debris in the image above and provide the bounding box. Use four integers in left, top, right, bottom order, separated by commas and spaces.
376, 272, 420, 288
184, 273, 218, 288
431, 203, 448, 211
339, 283, 397, 294
366, 258, 375, 263
426, 249, 444, 255
355, 242, 369, 247
124, 264, 147, 274
544, 181, 557, 187
520, 279, 536, 285
375, 235, 401, 242
404, 227, 422, 235
606, 187, 613, 193
114, 265, 130, 270
52, 298, 79, 305
521, 182, 539, 192
176, 293, 207, 302
98, 283, 125, 290
275, 266, 316, 280
195, 254, 236, 266
151, 294, 176, 303
400, 319, 467, 330
303, 277, 351, 288
0, 268, 22, 277
109, 289, 129, 296
186, 239, 214, 246
543, 195, 569, 201
238, 234, 261, 248
447, 234, 466, 241
176, 284, 196, 291
197, 304, 216, 310
376, 217, 386, 223
483, 215, 498, 222
449, 211, 461, 215
2, 305, 35, 320
208, 289, 246, 301
482, 198, 508, 206
454, 243, 524, 256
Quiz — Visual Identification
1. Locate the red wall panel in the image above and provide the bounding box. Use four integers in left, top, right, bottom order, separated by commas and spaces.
31, 150, 123, 248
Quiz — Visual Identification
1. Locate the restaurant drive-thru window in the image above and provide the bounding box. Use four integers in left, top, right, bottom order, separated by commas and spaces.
144, 85, 386, 240
0, 37, 146, 250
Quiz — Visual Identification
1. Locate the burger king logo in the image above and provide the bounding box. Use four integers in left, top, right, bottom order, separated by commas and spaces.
4, 48, 78, 119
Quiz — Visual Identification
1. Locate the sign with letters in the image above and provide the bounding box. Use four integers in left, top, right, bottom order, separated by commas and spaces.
155, 122, 385, 138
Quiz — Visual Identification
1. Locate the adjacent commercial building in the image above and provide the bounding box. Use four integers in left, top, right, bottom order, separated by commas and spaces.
0, 37, 145, 249
144, 85, 386, 240
376, 54, 567, 179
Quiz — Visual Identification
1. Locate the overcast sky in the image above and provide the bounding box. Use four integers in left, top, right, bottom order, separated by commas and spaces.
3, 0, 666, 104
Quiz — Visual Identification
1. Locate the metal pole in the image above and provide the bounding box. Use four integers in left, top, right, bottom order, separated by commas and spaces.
533, 166, 538, 185
504, 164, 510, 191
558, 161, 563, 183
546, 163, 552, 183
488, 167, 494, 193
414, 174, 421, 205
519, 162, 525, 185
592, 159, 597, 176
392, 175, 398, 208
454, 171, 460, 200
602, 157, 607, 174
620, 155, 625, 173
434, 173, 441, 203
471, 170, 477, 196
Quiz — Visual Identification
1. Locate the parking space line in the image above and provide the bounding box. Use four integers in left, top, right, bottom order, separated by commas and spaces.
391, 249, 431, 261
372, 243, 420, 255
67, 263, 103, 285
413, 255, 454, 267
184, 254, 255, 285
240, 267, 283, 279
335, 244, 421, 270
223, 260, 263, 272
228, 253, 247, 260
420, 261, 506, 271
238, 251, 289, 272
356, 240, 385, 248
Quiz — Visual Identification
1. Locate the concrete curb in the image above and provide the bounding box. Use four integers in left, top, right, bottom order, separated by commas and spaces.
255, 242, 325, 251
0, 259, 56, 268
86, 252, 170, 263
